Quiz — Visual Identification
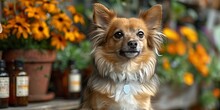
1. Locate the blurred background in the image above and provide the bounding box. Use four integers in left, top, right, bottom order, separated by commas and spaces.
0, 0, 220, 110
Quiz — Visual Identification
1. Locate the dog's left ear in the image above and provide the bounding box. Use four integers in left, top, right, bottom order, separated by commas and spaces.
139, 5, 163, 50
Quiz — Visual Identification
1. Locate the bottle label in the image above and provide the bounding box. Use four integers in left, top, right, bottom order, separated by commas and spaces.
69, 73, 81, 92
0, 77, 9, 98
16, 76, 29, 97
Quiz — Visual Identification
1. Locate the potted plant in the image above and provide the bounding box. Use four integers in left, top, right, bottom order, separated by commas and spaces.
0, 0, 85, 102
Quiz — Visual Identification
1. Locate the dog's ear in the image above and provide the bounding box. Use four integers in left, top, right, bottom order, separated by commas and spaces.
93, 3, 116, 28
139, 5, 164, 51
139, 5, 162, 30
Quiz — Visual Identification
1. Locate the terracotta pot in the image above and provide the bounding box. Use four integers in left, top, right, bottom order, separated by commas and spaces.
2, 49, 56, 102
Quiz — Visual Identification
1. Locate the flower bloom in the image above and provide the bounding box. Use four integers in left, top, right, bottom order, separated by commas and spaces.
51, 33, 67, 50
73, 13, 85, 25
67, 6, 76, 14
213, 88, 220, 98
162, 58, 170, 70
188, 44, 210, 77
31, 21, 50, 40
180, 26, 198, 43
183, 72, 194, 86
0, 25, 10, 40
25, 7, 47, 20
7, 16, 31, 39
37, 0, 60, 13
51, 13, 72, 32
3, 2, 15, 16
163, 28, 180, 41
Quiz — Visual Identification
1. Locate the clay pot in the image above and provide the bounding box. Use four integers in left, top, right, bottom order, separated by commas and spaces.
3, 49, 56, 102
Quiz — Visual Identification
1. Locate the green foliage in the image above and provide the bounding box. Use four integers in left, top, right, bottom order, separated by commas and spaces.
53, 40, 92, 71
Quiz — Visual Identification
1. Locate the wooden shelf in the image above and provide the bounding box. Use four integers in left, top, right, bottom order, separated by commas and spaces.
1, 99, 81, 110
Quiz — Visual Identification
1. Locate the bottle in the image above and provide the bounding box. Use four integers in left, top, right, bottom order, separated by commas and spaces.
9, 60, 29, 106
0, 60, 9, 108
63, 60, 81, 99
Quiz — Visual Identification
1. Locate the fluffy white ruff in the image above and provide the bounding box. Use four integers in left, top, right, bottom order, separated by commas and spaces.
87, 48, 159, 109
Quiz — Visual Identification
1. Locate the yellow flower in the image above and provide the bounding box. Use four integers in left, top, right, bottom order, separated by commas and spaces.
180, 26, 198, 43
51, 33, 67, 50
73, 13, 85, 25
7, 16, 30, 39
162, 58, 170, 70
213, 88, 220, 98
74, 32, 85, 43
25, 7, 47, 20
163, 28, 180, 41
51, 13, 72, 32
0, 25, 10, 40
37, 0, 60, 13
31, 21, 50, 41
197, 65, 209, 77
176, 41, 186, 56
18, 0, 34, 7
3, 2, 15, 16
183, 72, 194, 86
67, 6, 76, 14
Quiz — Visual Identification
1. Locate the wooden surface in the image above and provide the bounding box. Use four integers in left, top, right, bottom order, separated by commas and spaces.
1, 99, 81, 110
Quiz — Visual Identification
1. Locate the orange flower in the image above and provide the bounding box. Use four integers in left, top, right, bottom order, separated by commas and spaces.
25, 7, 47, 20
163, 28, 180, 41
31, 21, 50, 40
0, 25, 10, 40
213, 88, 220, 98
183, 72, 194, 86
7, 16, 31, 39
67, 6, 76, 14
51, 13, 72, 32
188, 47, 199, 67
73, 13, 85, 25
3, 2, 15, 16
180, 26, 198, 43
197, 65, 209, 77
74, 32, 85, 43
167, 43, 176, 54
18, 0, 34, 7
196, 44, 210, 64
37, 0, 60, 13
51, 33, 67, 50
162, 58, 170, 70
176, 41, 186, 56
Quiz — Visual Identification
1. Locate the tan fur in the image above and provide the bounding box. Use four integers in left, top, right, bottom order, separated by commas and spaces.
82, 3, 164, 110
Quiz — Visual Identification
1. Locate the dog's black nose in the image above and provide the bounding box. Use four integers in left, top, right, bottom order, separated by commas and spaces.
127, 41, 137, 49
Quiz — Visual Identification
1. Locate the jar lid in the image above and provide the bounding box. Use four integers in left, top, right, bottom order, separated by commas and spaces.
14, 60, 24, 67
0, 60, 6, 68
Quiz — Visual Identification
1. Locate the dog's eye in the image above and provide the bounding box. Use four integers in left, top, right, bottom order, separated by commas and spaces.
137, 31, 144, 38
114, 31, 124, 39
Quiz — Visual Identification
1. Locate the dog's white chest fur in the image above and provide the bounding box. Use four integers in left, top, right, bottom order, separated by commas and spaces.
111, 83, 139, 110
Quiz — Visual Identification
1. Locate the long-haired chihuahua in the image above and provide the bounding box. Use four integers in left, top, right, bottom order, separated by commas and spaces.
82, 3, 164, 110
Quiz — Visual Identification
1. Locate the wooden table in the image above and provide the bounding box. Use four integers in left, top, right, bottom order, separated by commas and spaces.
1, 99, 81, 110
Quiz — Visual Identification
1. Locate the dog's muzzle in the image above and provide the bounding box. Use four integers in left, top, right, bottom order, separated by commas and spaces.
119, 40, 140, 58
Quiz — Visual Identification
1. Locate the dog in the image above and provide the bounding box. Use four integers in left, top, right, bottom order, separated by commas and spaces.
82, 3, 164, 110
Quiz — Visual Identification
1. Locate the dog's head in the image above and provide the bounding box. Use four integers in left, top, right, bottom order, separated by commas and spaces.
91, 3, 163, 61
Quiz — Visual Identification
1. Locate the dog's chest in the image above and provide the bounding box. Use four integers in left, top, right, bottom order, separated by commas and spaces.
110, 82, 140, 110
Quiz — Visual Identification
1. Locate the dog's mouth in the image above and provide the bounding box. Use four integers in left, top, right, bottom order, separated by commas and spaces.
119, 50, 140, 58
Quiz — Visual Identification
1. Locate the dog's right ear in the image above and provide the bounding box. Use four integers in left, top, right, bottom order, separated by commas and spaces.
93, 3, 116, 28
